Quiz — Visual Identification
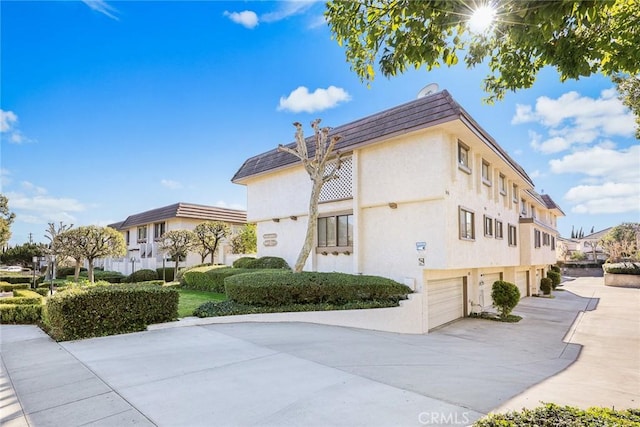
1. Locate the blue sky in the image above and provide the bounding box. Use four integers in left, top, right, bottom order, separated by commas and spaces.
1, 1, 638, 246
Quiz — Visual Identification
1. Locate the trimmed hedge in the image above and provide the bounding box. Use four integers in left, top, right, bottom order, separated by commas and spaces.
603, 262, 640, 275
224, 271, 412, 307
540, 277, 553, 295
232, 256, 289, 270
0, 289, 43, 305
56, 267, 86, 279
0, 276, 33, 284
124, 269, 158, 283
46, 285, 179, 341
490, 280, 520, 318
0, 282, 29, 292
156, 267, 175, 282
182, 266, 260, 293
473, 403, 640, 426
0, 304, 42, 324
547, 270, 561, 289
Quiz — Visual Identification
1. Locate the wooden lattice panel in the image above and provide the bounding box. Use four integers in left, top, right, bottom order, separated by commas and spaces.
320, 157, 353, 202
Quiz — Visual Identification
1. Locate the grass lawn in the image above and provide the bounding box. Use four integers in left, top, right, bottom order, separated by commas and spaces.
177, 288, 226, 318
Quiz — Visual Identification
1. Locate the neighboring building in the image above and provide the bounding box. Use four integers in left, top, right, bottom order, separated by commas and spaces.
232, 89, 564, 332
556, 236, 581, 262
579, 227, 611, 262
103, 202, 247, 275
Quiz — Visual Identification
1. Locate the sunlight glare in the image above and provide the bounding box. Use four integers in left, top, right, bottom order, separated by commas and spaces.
468, 5, 496, 34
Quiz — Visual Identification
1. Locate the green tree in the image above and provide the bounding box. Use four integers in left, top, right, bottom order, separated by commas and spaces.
230, 224, 257, 255
54, 228, 86, 281
193, 221, 230, 264
0, 243, 46, 268
278, 120, 342, 272
613, 74, 640, 138
61, 226, 126, 282
158, 229, 196, 275
326, 1, 640, 116
0, 194, 16, 247
599, 222, 640, 262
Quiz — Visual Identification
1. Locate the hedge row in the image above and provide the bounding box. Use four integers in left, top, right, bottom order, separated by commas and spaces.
156, 267, 175, 282
232, 256, 290, 270
0, 282, 29, 292
56, 267, 87, 278
0, 276, 37, 285
0, 289, 43, 305
181, 266, 262, 293
224, 271, 412, 307
0, 304, 42, 324
547, 270, 561, 289
603, 262, 640, 275
46, 285, 179, 341
123, 269, 158, 283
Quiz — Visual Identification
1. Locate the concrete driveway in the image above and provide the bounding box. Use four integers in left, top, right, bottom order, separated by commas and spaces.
1, 277, 638, 426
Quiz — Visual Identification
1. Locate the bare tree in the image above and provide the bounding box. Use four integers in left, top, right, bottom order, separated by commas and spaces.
278, 120, 342, 272
44, 221, 73, 279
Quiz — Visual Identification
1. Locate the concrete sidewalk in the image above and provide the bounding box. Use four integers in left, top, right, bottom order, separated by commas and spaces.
1, 277, 638, 426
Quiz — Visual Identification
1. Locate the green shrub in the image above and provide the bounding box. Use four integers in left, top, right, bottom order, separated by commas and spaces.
473, 403, 640, 426
56, 267, 86, 279
540, 277, 553, 295
181, 266, 256, 293
0, 276, 33, 284
46, 285, 179, 341
547, 270, 561, 289
225, 271, 412, 307
603, 262, 640, 275
32, 287, 50, 297
126, 280, 165, 286
0, 304, 43, 324
156, 267, 175, 282
124, 269, 158, 283
233, 257, 257, 269
0, 289, 44, 305
490, 280, 520, 319
0, 282, 29, 292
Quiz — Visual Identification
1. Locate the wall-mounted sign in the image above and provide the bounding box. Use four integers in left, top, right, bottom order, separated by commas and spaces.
263, 239, 277, 247
418, 257, 425, 266
416, 242, 426, 252
263, 233, 277, 239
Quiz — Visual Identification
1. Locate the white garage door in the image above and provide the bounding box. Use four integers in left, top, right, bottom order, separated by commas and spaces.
515, 271, 528, 298
428, 277, 464, 330
481, 273, 502, 310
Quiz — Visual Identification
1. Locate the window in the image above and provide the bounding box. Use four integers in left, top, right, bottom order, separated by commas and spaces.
499, 174, 507, 195
484, 215, 493, 237
512, 184, 518, 203
508, 224, 517, 246
481, 160, 491, 185
520, 198, 527, 215
459, 207, 475, 240
543, 232, 550, 246
551, 236, 556, 249
495, 219, 504, 239
534, 229, 541, 248
137, 226, 147, 242
318, 214, 353, 247
531, 205, 536, 219
154, 222, 166, 240
125, 230, 130, 245
458, 141, 471, 172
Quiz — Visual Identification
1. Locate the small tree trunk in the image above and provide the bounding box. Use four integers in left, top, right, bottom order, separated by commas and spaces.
74, 260, 81, 282
88, 260, 95, 283
293, 176, 324, 273
175, 258, 179, 279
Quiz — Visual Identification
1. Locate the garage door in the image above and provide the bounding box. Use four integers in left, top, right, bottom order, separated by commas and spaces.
515, 271, 528, 298
481, 273, 502, 310
428, 277, 464, 330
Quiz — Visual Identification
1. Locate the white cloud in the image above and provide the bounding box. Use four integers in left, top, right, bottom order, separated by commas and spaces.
21, 181, 47, 195
307, 14, 327, 29
550, 145, 640, 214
223, 10, 259, 29
277, 86, 351, 113
1, 109, 17, 132
82, 0, 119, 20
160, 179, 182, 190
261, 1, 316, 23
215, 200, 246, 211
1, 168, 11, 189
514, 89, 635, 154
529, 170, 541, 179
8, 193, 86, 213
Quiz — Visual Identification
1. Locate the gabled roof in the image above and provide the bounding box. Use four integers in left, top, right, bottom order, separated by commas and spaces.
582, 227, 613, 240
109, 203, 247, 230
232, 90, 533, 186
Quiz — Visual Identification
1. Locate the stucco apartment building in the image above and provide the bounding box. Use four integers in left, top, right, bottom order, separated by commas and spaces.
104, 202, 247, 275
233, 90, 563, 332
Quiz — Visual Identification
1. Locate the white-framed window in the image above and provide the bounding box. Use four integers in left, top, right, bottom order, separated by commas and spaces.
154, 222, 166, 241
534, 229, 541, 248
531, 205, 536, 219
495, 219, 504, 239
512, 184, 518, 203
551, 235, 556, 249
484, 215, 494, 237
521, 198, 527, 215
543, 232, 550, 246
481, 160, 491, 186
137, 226, 147, 243
125, 230, 130, 245
508, 224, 517, 246
318, 213, 353, 248
458, 141, 471, 173
459, 206, 475, 240
499, 174, 507, 195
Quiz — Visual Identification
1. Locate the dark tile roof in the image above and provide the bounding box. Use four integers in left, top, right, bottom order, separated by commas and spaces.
111, 203, 247, 230
232, 90, 533, 186
525, 190, 565, 216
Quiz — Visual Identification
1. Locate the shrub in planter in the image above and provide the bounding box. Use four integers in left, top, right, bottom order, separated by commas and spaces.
540, 277, 553, 295
603, 262, 640, 275
490, 280, 520, 319
547, 270, 561, 289
124, 269, 158, 283
156, 267, 175, 282
46, 285, 178, 341
224, 271, 411, 306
